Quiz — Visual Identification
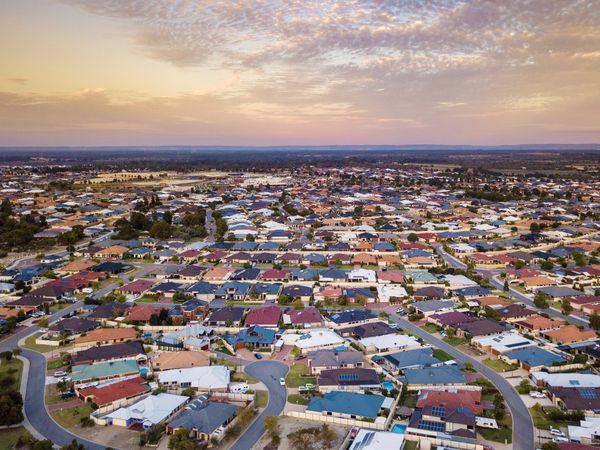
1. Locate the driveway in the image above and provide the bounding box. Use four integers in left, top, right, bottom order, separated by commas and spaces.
390, 314, 534, 450
230, 360, 288, 450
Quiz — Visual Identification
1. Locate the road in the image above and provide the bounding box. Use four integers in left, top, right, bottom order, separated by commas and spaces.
229, 360, 288, 450
0, 302, 110, 450
434, 245, 590, 326
390, 313, 534, 450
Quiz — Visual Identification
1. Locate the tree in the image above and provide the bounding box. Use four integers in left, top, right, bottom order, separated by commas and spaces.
561, 299, 573, 316
0, 199, 13, 216
407, 233, 418, 243
37, 318, 49, 328
590, 313, 600, 331
540, 260, 554, 271
530, 222, 540, 233
264, 415, 279, 436
168, 429, 197, 450
292, 299, 304, 310
181, 387, 196, 398
533, 291, 550, 309
149, 220, 172, 239
31, 441, 54, 450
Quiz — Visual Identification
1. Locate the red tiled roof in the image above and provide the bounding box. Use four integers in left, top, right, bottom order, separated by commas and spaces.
244, 305, 281, 326
78, 377, 149, 406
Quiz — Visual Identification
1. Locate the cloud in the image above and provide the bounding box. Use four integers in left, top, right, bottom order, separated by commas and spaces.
6, 77, 28, 85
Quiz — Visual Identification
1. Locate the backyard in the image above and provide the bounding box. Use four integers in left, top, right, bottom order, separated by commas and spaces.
285, 363, 316, 388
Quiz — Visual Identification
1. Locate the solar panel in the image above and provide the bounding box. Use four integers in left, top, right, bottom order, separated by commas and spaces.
579, 388, 597, 399
431, 406, 446, 417
569, 380, 581, 386
419, 420, 445, 432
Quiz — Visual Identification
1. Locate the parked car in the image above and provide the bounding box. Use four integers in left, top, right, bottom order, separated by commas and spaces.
279, 377, 286, 386
230, 383, 249, 394
530, 391, 546, 399
294, 355, 306, 361
298, 386, 309, 393
61, 391, 75, 399
54, 370, 69, 377
254, 353, 263, 359
552, 437, 569, 443
304, 383, 315, 389
59, 376, 72, 383
550, 428, 566, 437
389, 323, 398, 329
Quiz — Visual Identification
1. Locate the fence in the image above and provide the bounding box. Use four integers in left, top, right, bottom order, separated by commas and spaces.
285, 411, 386, 430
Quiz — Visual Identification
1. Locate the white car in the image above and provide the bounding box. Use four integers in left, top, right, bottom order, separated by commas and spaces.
279, 378, 285, 386
552, 437, 569, 443
530, 391, 546, 399
54, 370, 69, 377
550, 428, 566, 437
59, 376, 72, 383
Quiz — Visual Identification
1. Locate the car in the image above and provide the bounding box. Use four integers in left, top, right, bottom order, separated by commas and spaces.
550, 428, 566, 437
254, 353, 263, 359
279, 377, 286, 386
54, 370, 69, 377
59, 376, 72, 383
395, 308, 404, 314
552, 437, 569, 443
298, 386, 309, 393
304, 383, 315, 389
294, 355, 306, 361
389, 323, 398, 329
61, 391, 75, 399
530, 391, 546, 399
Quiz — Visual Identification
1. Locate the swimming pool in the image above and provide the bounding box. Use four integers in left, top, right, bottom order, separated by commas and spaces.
382, 381, 394, 391
391, 424, 406, 434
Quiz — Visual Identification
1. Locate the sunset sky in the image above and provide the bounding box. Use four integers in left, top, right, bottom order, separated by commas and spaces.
1, 0, 599, 146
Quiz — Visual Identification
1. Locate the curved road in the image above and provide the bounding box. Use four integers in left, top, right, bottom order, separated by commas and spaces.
230, 360, 288, 450
390, 314, 534, 450
0, 302, 109, 449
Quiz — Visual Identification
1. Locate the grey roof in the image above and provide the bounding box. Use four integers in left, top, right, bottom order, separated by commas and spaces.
538, 286, 584, 298
413, 300, 455, 313
403, 366, 466, 386
308, 349, 364, 368
383, 347, 441, 369
168, 400, 238, 434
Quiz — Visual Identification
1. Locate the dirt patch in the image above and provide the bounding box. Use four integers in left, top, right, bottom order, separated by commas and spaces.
252, 417, 347, 450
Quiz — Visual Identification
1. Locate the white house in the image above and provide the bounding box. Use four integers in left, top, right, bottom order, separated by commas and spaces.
103, 393, 188, 429
157, 366, 230, 391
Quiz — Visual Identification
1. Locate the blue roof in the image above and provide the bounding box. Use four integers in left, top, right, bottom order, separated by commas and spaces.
225, 325, 276, 346
403, 366, 466, 386
306, 391, 385, 418
503, 346, 566, 367
384, 347, 441, 369
326, 309, 377, 324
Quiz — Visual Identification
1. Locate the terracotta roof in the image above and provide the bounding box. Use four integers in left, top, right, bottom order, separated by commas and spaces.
75, 327, 137, 344
78, 377, 149, 406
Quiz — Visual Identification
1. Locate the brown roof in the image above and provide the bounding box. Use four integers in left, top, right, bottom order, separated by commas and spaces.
153, 351, 210, 370
542, 325, 597, 344
75, 327, 137, 344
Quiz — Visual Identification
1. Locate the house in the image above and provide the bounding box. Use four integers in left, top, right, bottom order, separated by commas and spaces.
349, 429, 405, 450
306, 391, 387, 420
167, 397, 239, 443
186, 281, 218, 301
359, 333, 421, 354
74, 327, 138, 349
376, 285, 408, 303
244, 305, 281, 328
224, 325, 276, 351
48, 317, 98, 337
416, 388, 484, 415
455, 319, 506, 338
72, 341, 146, 365
283, 307, 323, 328
514, 315, 565, 335
325, 309, 378, 328
531, 372, 600, 389
471, 332, 535, 356
94, 245, 129, 259
307, 349, 364, 375
412, 300, 455, 317
317, 368, 380, 392
281, 284, 313, 301
207, 306, 245, 327
381, 347, 442, 374
502, 346, 567, 371
251, 282, 282, 301
157, 366, 229, 391
408, 404, 476, 438
103, 393, 189, 429
541, 325, 597, 345
403, 366, 466, 390
77, 377, 150, 412
549, 387, 600, 414
314, 286, 344, 302
116, 279, 155, 297
71, 359, 141, 383
152, 351, 210, 371
293, 329, 345, 354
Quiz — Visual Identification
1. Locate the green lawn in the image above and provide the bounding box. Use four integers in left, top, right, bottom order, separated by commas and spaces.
421, 323, 440, 334
254, 390, 268, 408
483, 358, 518, 373
51, 403, 94, 429
49, 303, 68, 312
479, 413, 513, 444
0, 358, 23, 392
286, 363, 316, 388
432, 349, 453, 361
22, 334, 60, 353
529, 404, 574, 430
402, 393, 418, 408
231, 371, 259, 384
287, 394, 310, 405
442, 336, 467, 346
403, 441, 418, 450
0, 427, 33, 450
135, 295, 158, 303
47, 357, 69, 370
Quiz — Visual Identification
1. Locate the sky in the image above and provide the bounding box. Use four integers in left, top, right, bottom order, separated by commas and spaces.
1, 0, 599, 146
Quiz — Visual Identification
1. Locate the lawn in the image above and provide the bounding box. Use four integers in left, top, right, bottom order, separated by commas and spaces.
402, 393, 418, 408
403, 441, 418, 450
483, 358, 518, 373
0, 358, 24, 392
231, 371, 259, 384
0, 427, 33, 450
135, 295, 158, 303
432, 349, 453, 361
51, 403, 94, 429
529, 404, 574, 430
286, 363, 316, 388
287, 394, 310, 405
421, 323, 440, 334
479, 413, 513, 444
254, 390, 268, 408
23, 334, 59, 353
442, 336, 467, 346
49, 303, 68, 312
47, 356, 70, 370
